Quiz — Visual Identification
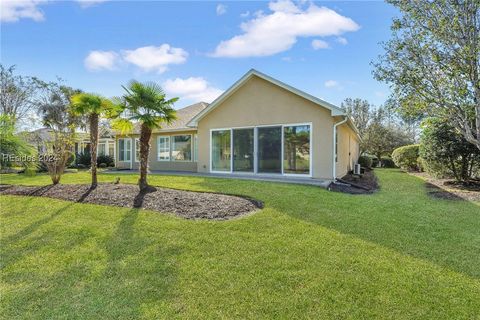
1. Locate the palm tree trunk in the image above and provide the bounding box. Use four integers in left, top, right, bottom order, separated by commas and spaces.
89, 113, 99, 188
138, 123, 152, 190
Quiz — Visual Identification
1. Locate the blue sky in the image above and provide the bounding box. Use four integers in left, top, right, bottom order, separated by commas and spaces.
1, 0, 397, 109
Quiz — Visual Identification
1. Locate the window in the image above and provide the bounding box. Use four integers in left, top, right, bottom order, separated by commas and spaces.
135, 139, 140, 162
172, 135, 192, 161
157, 136, 170, 161
108, 141, 115, 156
283, 125, 310, 174
98, 143, 106, 156
118, 138, 131, 161
233, 128, 254, 172
211, 130, 231, 171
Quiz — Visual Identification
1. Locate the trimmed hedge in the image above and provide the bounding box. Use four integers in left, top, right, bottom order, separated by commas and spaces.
381, 156, 396, 168
391, 144, 419, 171
358, 155, 373, 168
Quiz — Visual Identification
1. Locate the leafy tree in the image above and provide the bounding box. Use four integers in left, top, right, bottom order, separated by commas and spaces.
420, 118, 480, 181
341, 98, 371, 137
373, 0, 480, 151
0, 114, 36, 169
114, 81, 177, 190
0, 64, 38, 127
70, 93, 118, 188
35, 81, 82, 184
362, 107, 413, 165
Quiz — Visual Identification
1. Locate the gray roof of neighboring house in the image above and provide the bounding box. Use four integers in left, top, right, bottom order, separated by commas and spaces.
131, 102, 209, 133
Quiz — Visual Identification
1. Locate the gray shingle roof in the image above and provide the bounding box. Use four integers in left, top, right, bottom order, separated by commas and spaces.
131, 102, 208, 133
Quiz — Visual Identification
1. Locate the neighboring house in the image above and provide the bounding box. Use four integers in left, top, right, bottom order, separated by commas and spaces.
26, 127, 116, 158
115, 69, 361, 180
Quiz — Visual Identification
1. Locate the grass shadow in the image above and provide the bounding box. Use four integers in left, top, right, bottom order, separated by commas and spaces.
424, 182, 466, 201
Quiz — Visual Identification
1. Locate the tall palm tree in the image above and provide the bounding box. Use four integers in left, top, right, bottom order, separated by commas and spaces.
70, 93, 117, 188
115, 81, 177, 190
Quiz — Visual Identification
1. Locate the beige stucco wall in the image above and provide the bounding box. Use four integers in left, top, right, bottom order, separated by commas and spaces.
196, 75, 336, 179
115, 130, 198, 172
335, 123, 360, 178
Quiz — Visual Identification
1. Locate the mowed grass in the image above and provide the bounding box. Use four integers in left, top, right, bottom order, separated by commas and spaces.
0, 169, 479, 319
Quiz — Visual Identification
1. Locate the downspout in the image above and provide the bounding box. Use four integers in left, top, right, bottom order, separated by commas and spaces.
332, 116, 348, 180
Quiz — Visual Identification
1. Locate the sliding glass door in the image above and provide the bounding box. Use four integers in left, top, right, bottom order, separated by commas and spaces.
257, 126, 282, 173
211, 130, 231, 172
211, 124, 311, 175
283, 125, 310, 174
233, 128, 254, 172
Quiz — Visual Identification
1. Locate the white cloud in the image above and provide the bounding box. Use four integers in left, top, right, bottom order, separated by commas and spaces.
163, 77, 223, 103
84, 50, 119, 71
122, 44, 188, 73
76, 0, 109, 8
324, 80, 339, 88
311, 39, 329, 50
211, 0, 359, 58
240, 11, 250, 18
336, 36, 348, 45
84, 44, 188, 73
216, 4, 227, 16
0, 0, 46, 23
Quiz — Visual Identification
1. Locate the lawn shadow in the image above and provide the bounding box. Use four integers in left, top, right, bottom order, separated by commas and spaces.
1, 206, 182, 318
0, 202, 74, 270
188, 170, 480, 280
424, 182, 465, 201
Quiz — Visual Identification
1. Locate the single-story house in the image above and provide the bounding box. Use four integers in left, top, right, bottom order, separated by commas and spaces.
115, 69, 361, 180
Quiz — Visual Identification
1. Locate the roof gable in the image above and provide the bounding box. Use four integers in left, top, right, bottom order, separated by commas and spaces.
187, 69, 345, 127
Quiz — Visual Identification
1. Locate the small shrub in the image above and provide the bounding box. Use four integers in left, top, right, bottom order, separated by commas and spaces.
97, 154, 115, 167
76, 152, 91, 167
24, 167, 37, 176
358, 155, 372, 168
99, 163, 107, 168
391, 144, 419, 171
381, 156, 396, 168
371, 157, 379, 168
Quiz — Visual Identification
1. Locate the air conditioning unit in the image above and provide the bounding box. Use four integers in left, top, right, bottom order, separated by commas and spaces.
354, 164, 361, 175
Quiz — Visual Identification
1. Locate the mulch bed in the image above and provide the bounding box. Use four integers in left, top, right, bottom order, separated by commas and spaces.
409, 172, 480, 202
0, 183, 263, 220
329, 169, 379, 194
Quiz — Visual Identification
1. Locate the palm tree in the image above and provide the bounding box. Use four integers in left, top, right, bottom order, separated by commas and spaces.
70, 93, 117, 188
115, 81, 177, 190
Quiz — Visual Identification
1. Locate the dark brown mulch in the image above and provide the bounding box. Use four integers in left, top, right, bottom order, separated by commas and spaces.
0, 183, 263, 220
409, 172, 480, 202
329, 169, 379, 194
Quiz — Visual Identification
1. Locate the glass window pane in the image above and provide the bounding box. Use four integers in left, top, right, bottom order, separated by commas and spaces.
233, 128, 254, 172
98, 143, 106, 156
119, 139, 125, 161
125, 139, 131, 161
283, 125, 310, 174
258, 127, 282, 173
212, 130, 231, 172
158, 136, 170, 160
108, 142, 114, 156
172, 135, 191, 161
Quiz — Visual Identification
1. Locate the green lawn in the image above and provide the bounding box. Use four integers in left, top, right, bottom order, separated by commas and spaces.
1, 169, 479, 319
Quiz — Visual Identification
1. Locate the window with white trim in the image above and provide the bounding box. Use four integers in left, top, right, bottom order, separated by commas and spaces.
157, 136, 170, 161
118, 138, 131, 161
171, 135, 192, 161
